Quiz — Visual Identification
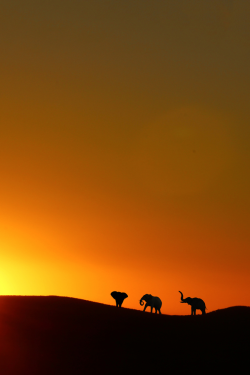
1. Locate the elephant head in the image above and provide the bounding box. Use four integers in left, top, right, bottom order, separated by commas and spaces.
179, 291, 193, 305
111, 291, 128, 307
140, 294, 152, 306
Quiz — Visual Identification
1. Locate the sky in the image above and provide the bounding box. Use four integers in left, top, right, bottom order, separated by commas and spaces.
0, 0, 250, 314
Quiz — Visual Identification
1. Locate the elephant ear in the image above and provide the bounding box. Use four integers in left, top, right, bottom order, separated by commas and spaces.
122, 293, 128, 299
111, 291, 118, 299
148, 294, 153, 300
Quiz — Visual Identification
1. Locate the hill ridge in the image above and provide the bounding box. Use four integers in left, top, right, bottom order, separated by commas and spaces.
0, 295, 249, 375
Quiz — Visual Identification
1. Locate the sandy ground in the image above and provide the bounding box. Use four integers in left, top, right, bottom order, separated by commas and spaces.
0, 296, 249, 374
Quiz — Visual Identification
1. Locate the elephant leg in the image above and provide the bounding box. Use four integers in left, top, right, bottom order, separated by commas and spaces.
151, 305, 153, 313
193, 309, 196, 315
143, 303, 148, 312
191, 306, 193, 315
158, 309, 161, 314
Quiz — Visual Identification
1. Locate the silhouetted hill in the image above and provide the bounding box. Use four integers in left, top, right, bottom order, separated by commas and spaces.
0, 296, 249, 374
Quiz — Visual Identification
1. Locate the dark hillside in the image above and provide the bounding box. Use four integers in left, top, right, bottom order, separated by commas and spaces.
0, 296, 249, 374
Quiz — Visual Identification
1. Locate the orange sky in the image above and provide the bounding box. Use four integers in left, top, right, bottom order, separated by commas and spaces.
0, 1, 250, 314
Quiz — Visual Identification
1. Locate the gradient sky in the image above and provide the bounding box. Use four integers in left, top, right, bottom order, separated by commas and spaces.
0, 1, 250, 314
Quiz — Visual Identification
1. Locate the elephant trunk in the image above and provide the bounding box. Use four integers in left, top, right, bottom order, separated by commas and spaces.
179, 291, 186, 303
140, 298, 145, 306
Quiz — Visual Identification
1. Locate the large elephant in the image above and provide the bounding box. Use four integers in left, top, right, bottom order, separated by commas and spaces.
179, 291, 206, 315
111, 291, 128, 307
140, 294, 162, 314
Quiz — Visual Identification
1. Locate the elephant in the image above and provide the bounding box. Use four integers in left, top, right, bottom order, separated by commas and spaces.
179, 291, 206, 315
140, 294, 162, 314
111, 291, 128, 307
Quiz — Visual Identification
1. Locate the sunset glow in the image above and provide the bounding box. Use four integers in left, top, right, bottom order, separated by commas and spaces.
0, 1, 250, 314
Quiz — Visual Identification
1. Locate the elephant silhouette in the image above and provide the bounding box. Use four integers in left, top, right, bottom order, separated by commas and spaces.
179, 291, 206, 315
111, 291, 128, 307
140, 294, 162, 314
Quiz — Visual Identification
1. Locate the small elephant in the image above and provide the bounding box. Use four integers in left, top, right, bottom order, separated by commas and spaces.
179, 291, 206, 315
111, 291, 128, 307
140, 294, 162, 314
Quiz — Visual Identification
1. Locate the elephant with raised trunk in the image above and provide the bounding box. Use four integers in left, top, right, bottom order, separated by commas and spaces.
111, 291, 128, 307
140, 294, 162, 314
179, 291, 206, 315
